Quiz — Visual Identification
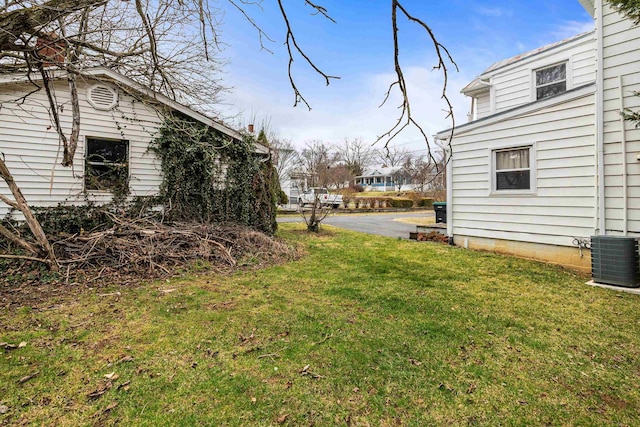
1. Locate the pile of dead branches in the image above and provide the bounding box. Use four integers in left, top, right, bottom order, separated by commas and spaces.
51, 215, 297, 278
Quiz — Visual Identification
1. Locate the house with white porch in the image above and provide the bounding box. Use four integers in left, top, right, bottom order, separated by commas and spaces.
435, 0, 640, 272
355, 166, 413, 192
0, 67, 267, 218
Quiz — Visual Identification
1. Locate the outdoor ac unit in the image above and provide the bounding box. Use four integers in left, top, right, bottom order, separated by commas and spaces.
591, 236, 640, 288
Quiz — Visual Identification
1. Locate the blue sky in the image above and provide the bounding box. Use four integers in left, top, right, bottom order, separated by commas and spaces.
216, 1, 594, 154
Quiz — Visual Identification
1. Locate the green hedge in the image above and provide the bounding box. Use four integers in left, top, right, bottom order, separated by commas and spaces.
418, 198, 434, 208
390, 198, 414, 208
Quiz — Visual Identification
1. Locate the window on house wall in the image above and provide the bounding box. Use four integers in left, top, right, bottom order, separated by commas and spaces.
493, 146, 533, 192
85, 137, 129, 191
535, 63, 566, 100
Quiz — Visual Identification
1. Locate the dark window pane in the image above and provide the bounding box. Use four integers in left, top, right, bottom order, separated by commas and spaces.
85, 138, 129, 191
496, 170, 530, 190
87, 138, 127, 163
536, 82, 566, 100
85, 164, 128, 191
536, 64, 566, 86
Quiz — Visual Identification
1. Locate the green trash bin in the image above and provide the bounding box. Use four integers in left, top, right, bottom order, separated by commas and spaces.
433, 202, 447, 224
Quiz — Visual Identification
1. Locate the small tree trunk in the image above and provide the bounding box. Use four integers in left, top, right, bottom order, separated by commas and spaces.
0, 157, 58, 271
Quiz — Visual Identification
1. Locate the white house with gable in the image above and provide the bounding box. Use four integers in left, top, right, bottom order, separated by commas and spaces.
0, 67, 267, 218
435, 0, 640, 271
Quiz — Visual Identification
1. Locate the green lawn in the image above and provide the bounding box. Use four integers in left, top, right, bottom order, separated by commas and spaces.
1, 223, 640, 426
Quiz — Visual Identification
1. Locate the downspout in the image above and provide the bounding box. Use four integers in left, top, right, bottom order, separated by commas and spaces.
619, 75, 628, 235
596, 0, 606, 235
446, 144, 453, 240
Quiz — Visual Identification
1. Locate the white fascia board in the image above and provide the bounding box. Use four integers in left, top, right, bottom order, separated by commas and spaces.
435, 83, 595, 139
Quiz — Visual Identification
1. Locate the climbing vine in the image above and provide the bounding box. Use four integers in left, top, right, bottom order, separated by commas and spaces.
150, 114, 279, 234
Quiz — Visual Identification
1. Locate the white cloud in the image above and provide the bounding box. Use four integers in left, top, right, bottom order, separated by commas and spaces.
221, 59, 472, 155
475, 6, 513, 18
550, 19, 595, 40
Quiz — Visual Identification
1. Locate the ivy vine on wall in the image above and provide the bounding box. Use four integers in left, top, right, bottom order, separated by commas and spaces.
150, 113, 279, 235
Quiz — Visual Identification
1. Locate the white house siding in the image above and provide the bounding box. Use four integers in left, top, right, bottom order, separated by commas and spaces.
601, 2, 640, 235
488, 34, 596, 114
475, 92, 491, 120
450, 90, 596, 248
0, 79, 164, 217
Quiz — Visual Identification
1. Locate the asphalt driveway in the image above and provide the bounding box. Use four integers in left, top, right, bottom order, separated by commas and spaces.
277, 211, 435, 239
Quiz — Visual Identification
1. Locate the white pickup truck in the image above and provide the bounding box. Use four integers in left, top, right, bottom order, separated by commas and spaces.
298, 188, 343, 208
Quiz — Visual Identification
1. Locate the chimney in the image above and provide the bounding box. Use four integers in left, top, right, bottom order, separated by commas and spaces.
36, 33, 67, 67
247, 124, 254, 133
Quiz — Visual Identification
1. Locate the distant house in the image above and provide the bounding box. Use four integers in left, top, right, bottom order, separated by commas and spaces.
0, 67, 267, 218
435, 0, 640, 271
355, 166, 413, 191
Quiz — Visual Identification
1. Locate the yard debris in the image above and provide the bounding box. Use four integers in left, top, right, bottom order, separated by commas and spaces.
87, 381, 113, 400
1, 220, 298, 309
91, 401, 118, 418
411, 231, 449, 243
0, 404, 8, 414
104, 372, 118, 380
299, 364, 325, 379
117, 355, 135, 364
55, 219, 293, 273
313, 333, 334, 346
98, 291, 121, 297
276, 414, 289, 424
1, 342, 19, 350
17, 371, 39, 384
117, 381, 131, 391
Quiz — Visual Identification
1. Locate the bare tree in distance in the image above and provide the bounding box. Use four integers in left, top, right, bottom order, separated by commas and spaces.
299, 140, 338, 188
377, 146, 413, 167
326, 164, 354, 189
271, 137, 301, 184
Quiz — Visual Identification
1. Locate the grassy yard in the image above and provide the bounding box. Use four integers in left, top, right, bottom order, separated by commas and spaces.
1, 224, 640, 426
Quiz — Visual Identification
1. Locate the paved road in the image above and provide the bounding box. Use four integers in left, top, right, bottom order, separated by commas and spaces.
277, 211, 435, 239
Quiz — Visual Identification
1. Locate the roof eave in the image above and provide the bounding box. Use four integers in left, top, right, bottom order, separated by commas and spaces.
435, 83, 596, 138
0, 67, 271, 153
578, 0, 595, 17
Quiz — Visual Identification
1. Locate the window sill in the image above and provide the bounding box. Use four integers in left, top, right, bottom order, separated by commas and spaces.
489, 189, 537, 197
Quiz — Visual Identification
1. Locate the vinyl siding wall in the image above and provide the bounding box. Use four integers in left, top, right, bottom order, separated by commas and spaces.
0, 79, 164, 217
473, 33, 596, 120
450, 90, 596, 247
601, 2, 640, 235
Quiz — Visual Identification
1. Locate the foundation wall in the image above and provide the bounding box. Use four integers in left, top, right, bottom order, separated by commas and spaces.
454, 235, 591, 272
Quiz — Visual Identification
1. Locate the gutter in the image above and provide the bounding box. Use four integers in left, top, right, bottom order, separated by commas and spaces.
596, 0, 606, 235
445, 144, 453, 239
619, 75, 628, 235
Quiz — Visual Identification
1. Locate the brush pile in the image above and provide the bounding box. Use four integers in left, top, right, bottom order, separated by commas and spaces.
53, 216, 295, 276
1, 216, 298, 308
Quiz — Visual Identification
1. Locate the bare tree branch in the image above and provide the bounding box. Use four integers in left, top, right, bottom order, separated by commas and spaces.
276, 0, 340, 109
376, 0, 458, 177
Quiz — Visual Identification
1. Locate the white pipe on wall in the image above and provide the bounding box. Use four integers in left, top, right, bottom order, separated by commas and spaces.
596, 0, 606, 235
619, 75, 628, 235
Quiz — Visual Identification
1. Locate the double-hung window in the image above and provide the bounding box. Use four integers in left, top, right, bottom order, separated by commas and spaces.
85, 137, 129, 192
535, 63, 567, 100
493, 146, 534, 192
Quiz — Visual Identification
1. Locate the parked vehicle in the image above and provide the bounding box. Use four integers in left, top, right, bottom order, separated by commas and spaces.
298, 188, 343, 208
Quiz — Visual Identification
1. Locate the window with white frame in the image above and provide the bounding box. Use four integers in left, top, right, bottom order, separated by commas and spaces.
535, 63, 566, 100
493, 147, 532, 192
85, 137, 129, 191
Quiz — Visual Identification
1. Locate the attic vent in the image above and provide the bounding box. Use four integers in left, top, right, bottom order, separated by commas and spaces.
591, 236, 640, 288
87, 84, 117, 110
